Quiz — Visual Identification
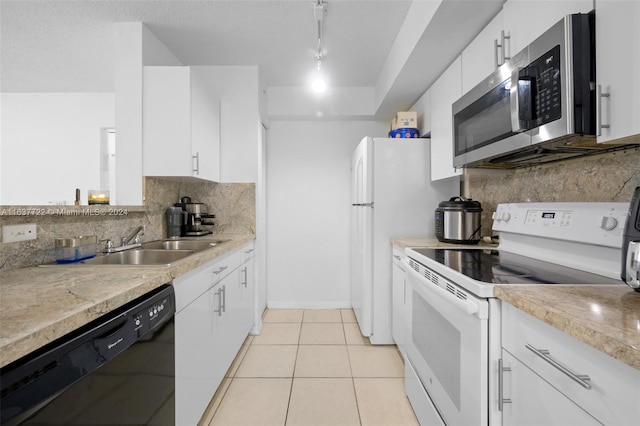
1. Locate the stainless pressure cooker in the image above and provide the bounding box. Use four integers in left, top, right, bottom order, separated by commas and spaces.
435, 196, 482, 244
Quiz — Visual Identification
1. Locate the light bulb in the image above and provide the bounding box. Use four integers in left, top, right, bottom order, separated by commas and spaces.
311, 76, 327, 93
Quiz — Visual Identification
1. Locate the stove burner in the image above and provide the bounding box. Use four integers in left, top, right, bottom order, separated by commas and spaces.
492, 263, 535, 277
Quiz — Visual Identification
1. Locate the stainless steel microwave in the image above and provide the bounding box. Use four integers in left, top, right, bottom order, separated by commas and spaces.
453, 12, 603, 168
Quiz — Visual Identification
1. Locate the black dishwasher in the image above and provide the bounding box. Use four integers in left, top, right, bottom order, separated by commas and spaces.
0, 284, 175, 426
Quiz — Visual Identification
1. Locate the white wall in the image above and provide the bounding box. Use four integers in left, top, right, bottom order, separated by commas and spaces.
266, 120, 388, 308
1, 93, 114, 205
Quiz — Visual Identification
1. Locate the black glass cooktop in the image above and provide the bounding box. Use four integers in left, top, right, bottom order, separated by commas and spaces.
411, 248, 621, 285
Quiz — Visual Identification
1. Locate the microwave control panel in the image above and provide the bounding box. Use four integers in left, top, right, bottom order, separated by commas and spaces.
531, 45, 562, 125
517, 45, 562, 128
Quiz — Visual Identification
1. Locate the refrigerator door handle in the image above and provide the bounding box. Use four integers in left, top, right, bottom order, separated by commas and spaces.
352, 202, 374, 207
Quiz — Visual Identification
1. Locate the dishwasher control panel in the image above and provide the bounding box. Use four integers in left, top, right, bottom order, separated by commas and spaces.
134, 291, 174, 336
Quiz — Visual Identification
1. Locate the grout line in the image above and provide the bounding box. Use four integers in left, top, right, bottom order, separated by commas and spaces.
284, 319, 303, 426
283, 357, 298, 425
352, 376, 363, 426
203, 377, 233, 426
345, 310, 364, 426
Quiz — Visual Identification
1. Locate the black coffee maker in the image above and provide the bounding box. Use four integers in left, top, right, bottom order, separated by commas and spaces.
175, 196, 216, 236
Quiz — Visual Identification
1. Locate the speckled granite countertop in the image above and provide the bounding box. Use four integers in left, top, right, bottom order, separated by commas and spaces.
390, 236, 498, 249
391, 237, 640, 371
0, 234, 254, 368
495, 285, 640, 370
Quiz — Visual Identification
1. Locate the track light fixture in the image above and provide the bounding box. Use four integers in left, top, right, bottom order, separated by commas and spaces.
311, 0, 328, 93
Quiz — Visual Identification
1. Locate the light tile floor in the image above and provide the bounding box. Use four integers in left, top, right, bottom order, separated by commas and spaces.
199, 309, 419, 426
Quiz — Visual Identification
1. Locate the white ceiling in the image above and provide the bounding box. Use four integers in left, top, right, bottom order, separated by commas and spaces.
1, 0, 413, 93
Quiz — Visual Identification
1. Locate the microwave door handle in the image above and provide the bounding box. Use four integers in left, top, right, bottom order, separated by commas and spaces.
510, 67, 526, 133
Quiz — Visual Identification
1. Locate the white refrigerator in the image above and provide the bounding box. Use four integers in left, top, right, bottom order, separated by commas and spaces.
351, 136, 459, 344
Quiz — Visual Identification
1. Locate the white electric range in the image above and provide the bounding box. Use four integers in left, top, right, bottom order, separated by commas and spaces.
403, 202, 629, 426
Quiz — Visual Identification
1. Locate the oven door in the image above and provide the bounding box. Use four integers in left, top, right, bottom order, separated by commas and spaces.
405, 260, 489, 426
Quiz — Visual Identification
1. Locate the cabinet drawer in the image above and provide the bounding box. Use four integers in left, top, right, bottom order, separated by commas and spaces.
392, 247, 405, 267
174, 250, 241, 312
501, 350, 600, 425
241, 242, 255, 263
502, 303, 640, 425
212, 250, 242, 283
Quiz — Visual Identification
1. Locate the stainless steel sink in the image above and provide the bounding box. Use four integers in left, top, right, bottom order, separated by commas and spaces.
142, 240, 220, 251
80, 249, 193, 266
38, 238, 226, 267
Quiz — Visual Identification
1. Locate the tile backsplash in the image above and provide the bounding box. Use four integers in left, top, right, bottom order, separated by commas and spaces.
468, 148, 640, 236
0, 177, 255, 270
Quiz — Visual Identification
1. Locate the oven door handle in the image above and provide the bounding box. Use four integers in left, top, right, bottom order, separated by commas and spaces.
405, 262, 479, 316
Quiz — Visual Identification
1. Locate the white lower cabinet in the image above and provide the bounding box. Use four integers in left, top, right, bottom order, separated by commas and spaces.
240, 244, 256, 332
175, 278, 225, 426
500, 303, 640, 426
223, 243, 255, 356
174, 243, 255, 426
500, 350, 601, 425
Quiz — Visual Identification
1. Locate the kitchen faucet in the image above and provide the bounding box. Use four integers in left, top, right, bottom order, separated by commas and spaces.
121, 225, 145, 247
101, 225, 145, 253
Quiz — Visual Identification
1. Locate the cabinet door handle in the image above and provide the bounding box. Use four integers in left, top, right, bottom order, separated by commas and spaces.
213, 265, 228, 275
221, 285, 226, 313
498, 358, 512, 411
192, 152, 200, 175
241, 266, 248, 287
393, 254, 401, 260
214, 288, 222, 317
525, 344, 592, 390
596, 85, 611, 136
501, 30, 510, 63
494, 30, 511, 68
245, 248, 254, 254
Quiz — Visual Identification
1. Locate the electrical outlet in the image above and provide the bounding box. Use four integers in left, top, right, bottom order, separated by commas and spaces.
2, 224, 37, 243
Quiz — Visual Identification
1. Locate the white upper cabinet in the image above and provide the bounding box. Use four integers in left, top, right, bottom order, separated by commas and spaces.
595, 0, 640, 143
462, 0, 593, 100
411, 88, 431, 137
211, 67, 260, 183
143, 66, 221, 182
461, 10, 505, 93
502, 0, 593, 56
190, 69, 222, 181
462, 1, 593, 100
430, 56, 463, 181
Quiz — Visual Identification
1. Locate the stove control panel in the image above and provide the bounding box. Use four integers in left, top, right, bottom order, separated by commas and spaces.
492, 202, 630, 248
600, 216, 619, 231
524, 209, 574, 228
